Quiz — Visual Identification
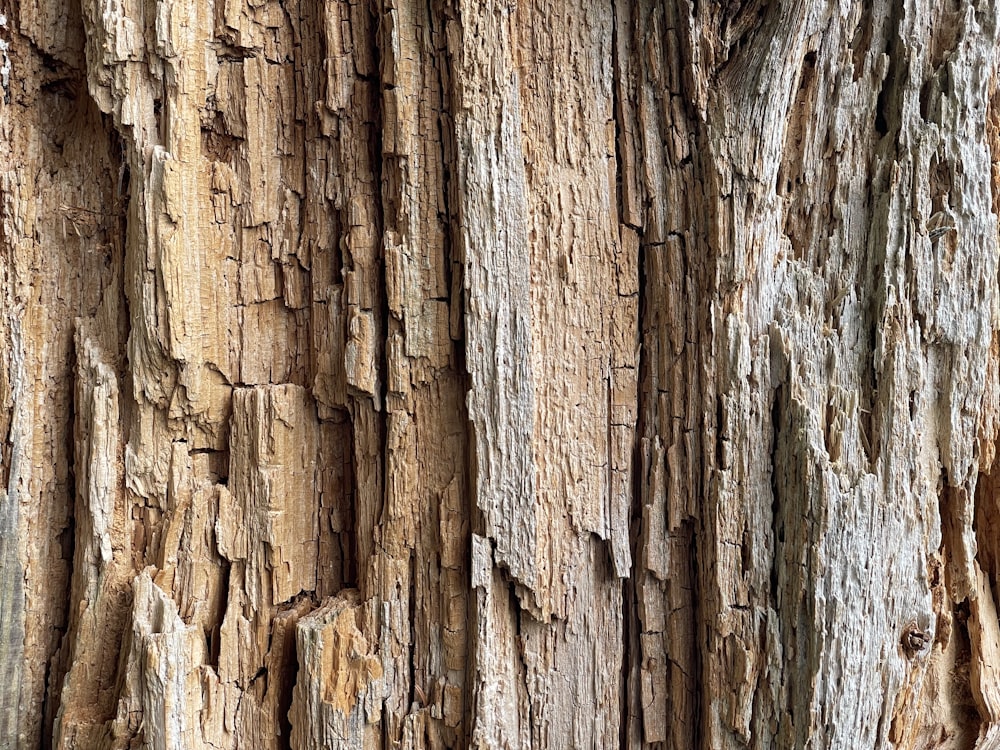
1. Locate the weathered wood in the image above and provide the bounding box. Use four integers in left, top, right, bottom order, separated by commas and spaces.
3, 0, 1000, 748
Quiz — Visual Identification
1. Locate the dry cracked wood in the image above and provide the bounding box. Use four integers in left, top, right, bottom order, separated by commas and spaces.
3, 0, 1000, 749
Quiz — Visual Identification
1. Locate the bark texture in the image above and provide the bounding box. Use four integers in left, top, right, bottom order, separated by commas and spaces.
2, 0, 1000, 748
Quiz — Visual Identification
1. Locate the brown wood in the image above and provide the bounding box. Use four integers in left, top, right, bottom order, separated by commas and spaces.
2, 0, 1000, 748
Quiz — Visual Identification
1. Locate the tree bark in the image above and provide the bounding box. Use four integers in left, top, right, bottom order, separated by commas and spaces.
2, 0, 999, 748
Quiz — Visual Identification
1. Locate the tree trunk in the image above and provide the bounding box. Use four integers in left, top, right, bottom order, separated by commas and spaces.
2, 0, 999, 747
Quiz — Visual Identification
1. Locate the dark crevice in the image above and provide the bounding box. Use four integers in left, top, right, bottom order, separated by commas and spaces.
611, 1, 647, 745
437, 0, 479, 743
277, 656, 298, 749
39, 657, 57, 750
342, 429, 359, 589
431, 0, 463, 347
509, 581, 534, 746
715, 394, 726, 468
370, 4, 389, 419
610, 0, 627, 231
873, 87, 890, 137
207, 558, 230, 671
622, 204, 646, 742
619, 575, 640, 750
407, 551, 418, 713
873, 3, 904, 140
686, 518, 704, 750
332, 0, 385, 594
40, 335, 80, 748
769, 383, 784, 606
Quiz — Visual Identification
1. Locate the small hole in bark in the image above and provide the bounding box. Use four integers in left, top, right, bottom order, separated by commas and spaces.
874, 89, 890, 136
902, 622, 930, 657
919, 80, 934, 121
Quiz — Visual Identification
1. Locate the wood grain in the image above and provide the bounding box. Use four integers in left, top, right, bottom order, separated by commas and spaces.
1, 0, 1000, 748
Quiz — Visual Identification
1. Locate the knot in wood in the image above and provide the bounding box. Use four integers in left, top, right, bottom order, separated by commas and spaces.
902, 624, 930, 657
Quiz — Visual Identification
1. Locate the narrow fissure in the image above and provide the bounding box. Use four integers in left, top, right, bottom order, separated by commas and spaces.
769, 383, 784, 607
407, 551, 417, 715
42, 334, 79, 749
509, 581, 534, 746
343, 430, 359, 589
370, 0, 390, 520
610, 1, 646, 745
39, 657, 55, 750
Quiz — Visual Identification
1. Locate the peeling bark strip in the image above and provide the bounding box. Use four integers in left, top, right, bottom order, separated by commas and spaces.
3, 0, 1000, 748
